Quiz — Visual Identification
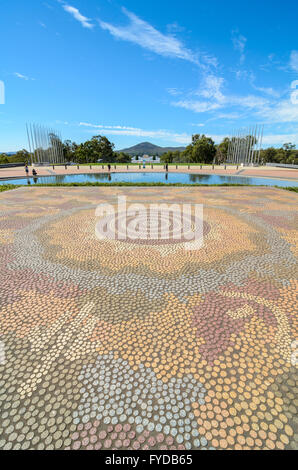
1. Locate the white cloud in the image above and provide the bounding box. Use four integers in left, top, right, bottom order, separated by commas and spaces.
290, 50, 298, 72
62, 4, 94, 29
201, 54, 218, 69
172, 74, 226, 113
167, 88, 183, 96
251, 84, 280, 98
79, 122, 192, 144
14, 72, 34, 81
229, 95, 269, 109
258, 99, 298, 123
216, 112, 243, 120
166, 22, 185, 34
196, 75, 225, 103
172, 100, 222, 113
172, 71, 270, 115
232, 30, 247, 64
235, 69, 252, 81
262, 133, 298, 146
79, 122, 238, 145
98, 8, 198, 64
234, 69, 280, 97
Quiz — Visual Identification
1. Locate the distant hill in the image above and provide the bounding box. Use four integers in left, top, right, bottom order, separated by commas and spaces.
118, 142, 186, 156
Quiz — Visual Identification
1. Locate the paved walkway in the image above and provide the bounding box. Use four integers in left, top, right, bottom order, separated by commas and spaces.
1, 165, 298, 181
0, 186, 297, 450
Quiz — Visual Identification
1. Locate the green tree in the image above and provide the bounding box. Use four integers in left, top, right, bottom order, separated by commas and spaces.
283, 143, 296, 163
190, 134, 217, 163
260, 147, 277, 163
283, 143, 296, 155
160, 151, 174, 164
74, 135, 115, 163
14, 149, 31, 164
63, 140, 77, 162
217, 137, 230, 161
115, 152, 131, 163
0, 153, 9, 164
215, 147, 225, 164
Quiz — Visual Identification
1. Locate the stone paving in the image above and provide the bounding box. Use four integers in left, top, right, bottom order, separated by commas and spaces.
0, 186, 297, 450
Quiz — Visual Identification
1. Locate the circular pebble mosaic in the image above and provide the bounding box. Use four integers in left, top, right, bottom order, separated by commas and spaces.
0, 186, 297, 450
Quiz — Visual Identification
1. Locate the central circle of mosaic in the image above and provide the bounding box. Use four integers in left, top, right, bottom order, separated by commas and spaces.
96, 211, 210, 245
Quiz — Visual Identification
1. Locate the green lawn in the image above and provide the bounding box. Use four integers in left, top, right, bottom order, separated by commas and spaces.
0, 183, 297, 193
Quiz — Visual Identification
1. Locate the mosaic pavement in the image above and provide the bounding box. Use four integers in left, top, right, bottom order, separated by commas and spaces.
0, 186, 297, 451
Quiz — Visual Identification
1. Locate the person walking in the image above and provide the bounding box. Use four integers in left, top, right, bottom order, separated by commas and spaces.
25, 165, 29, 176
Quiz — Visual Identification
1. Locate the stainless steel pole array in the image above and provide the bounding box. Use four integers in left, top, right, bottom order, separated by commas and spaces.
26, 123, 64, 165
227, 124, 264, 165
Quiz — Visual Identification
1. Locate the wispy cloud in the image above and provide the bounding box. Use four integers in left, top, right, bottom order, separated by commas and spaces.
196, 75, 225, 102
230, 95, 269, 109
166, 87, 183, 96
172, 100, 222, 113
258, 98, 298, 123
262, 133, 298, 146
290, 50, 298, 72
234, 69, 280, 97
171, 74, 226, 113
62, 4, 94, 29
215, 112, 243, 120
14, 72, 35, 81
171, 70, 281, 119
232, 30, 247, 64
79, 122, 192, 144
98, 8, 199, 65
166, 22, 185, 34
252, 85, 280, 98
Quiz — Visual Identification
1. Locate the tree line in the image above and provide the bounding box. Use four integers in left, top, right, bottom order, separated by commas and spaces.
0, 134, 297, 165
160, 135, 298, 165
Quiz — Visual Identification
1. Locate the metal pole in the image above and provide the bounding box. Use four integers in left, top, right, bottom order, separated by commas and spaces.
248, 126, 255, 165
37, 125, 42, 164
253, 125, 258, 165
232, 132, 236, 164
51, 130, 56, 165
26, 123, 33, 165
257, 124, 264, 165
32, 124, 39, 164
244, 127, 250, 165
236, 130, 241, 165
30, 124, 36, 164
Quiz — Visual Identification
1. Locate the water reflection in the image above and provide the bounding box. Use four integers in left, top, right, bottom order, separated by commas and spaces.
0, 172, 296, 188
188, 174, 212, 183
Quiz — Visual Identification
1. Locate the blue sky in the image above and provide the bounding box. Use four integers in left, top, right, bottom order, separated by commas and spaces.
0, 0, 298, 152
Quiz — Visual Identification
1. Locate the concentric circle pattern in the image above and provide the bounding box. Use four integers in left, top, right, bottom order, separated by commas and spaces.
95, 211, 209, 246
0, 186, 297, 450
